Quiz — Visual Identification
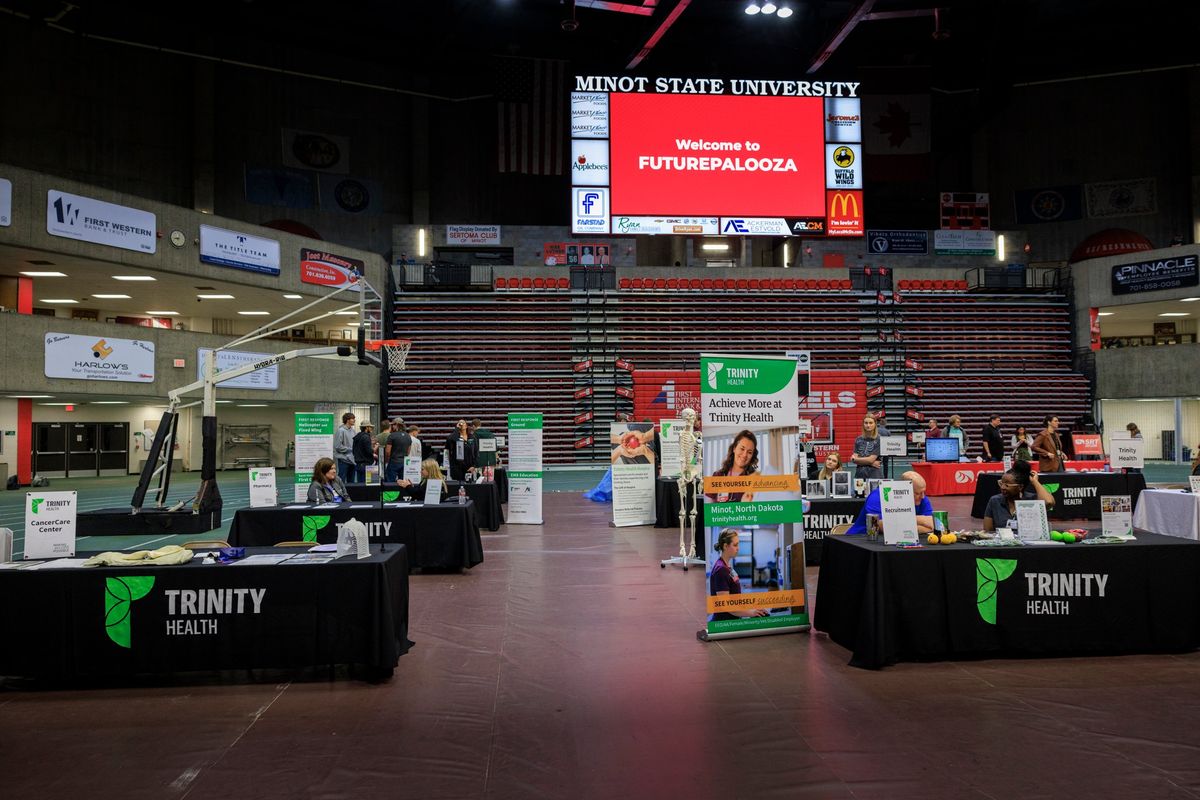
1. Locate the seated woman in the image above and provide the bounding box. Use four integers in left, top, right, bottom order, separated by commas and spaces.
307, 457, 349, 503
706, 430, 759, 502
983, 460, 1055, 531
709, 528, 768, 622
817, 452, 842, 480
393, 458, 451, 502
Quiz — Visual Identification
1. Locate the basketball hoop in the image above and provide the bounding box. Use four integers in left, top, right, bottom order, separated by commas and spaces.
365, 339, 411, 373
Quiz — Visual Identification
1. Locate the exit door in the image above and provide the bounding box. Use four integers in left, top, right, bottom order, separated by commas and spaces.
34, 423, 67, 479
67, 423, 98, 475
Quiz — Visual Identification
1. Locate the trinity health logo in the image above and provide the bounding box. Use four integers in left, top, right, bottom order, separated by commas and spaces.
302, 515, 331, 542
706, 362, 724, 390
105, 576, 156, 648
975, 558, 1017, 624
30, 498, 44, 514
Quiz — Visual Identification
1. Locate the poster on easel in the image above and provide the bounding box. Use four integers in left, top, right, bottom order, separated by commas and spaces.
880, 481, 918, 545
294, 413, 334, 502
610, 422, 656, 526
507, 413, 543, 524
659, 418, 684, 479
1101, 495, 1134, 538
248, 467, 277, 507
24, 490, 76, 559
1110, 436, 1144, 470
700, 353, 808, 641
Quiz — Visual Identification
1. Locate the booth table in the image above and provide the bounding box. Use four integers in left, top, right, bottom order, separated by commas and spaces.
655, 477, 704, 528
229, 503, 483, 571
913, 460, 1110, 496
347, 481, 504, 531
814, 533, 1200, 669
801, 498, 866, 565
971, 471, 1146, 520
1132, 489, 1200, 541
0, 546, 410, 681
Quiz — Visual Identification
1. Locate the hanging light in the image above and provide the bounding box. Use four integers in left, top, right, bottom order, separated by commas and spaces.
744, 2, 761, 14
761, 2, 777, 14
777, 4, 794, 18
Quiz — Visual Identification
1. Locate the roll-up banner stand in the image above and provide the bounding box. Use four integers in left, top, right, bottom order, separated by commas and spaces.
294, 413, 334, 502
700, 354, 809, 641
610, 422, 656, 526
507, 413, 543, 524
659, 418, 684, 479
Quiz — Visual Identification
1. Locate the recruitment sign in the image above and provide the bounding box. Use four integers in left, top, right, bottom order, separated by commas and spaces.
701, 353, 808, 640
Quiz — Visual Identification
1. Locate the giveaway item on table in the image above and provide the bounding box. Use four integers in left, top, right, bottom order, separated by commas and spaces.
336, 517, 371, 559
83, 545, 193, 567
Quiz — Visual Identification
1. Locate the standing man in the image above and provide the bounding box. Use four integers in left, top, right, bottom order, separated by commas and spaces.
981, 414, 1005, 463
384, 420, 412, 483
407, 424, 424, 461
334, 412, 357, 485
376, 417, 392, 457
471, 418, 496, 478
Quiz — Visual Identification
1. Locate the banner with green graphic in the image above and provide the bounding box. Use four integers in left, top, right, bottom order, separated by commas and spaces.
507, 413, 543, 524
701, 354, 809, 640
294, 412, 334, 502
25, 490, 77, 559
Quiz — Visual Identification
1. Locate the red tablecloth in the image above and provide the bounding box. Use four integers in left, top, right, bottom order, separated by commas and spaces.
911, 460, 1111, 495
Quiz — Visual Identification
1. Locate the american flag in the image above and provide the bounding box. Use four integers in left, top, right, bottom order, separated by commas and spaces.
496, 57, 566, 175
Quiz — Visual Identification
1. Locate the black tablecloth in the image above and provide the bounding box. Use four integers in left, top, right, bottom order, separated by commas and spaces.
347, 481, 504, 531
971, 471, 1147, 520
802, 498, 866, 565
0, 546, 409, 680
655, 478, 704, 528
814, 532, 1200, 669
229, 503, 483, 570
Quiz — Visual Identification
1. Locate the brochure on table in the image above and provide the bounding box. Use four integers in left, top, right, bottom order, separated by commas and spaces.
611, 421, 656, 526
1110, 436, 1145, 469
24, 490, 77, 559
1015, 499, 1051, 541
294, 413, 334, 502
1100, 495, 1133, 538
403, 456, 422, 484
423, 479, 444, 505
507, 413, 544, 524
879, 481, 918, 545
701, 353, 808, 640
1191, 476, 1200, 494
659, 418, 683, 479
248, 467, 277, 507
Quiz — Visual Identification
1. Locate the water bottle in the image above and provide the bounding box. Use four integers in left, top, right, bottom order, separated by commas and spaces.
458, 485, 466, 505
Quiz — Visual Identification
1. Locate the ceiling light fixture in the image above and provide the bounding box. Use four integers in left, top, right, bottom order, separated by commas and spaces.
7, 394, 53, 399
701, 243, 730, 251
1180, 297, 1200, 302
334, 310, 358, 315
112, 275, 156, 281
237, 404, 268, 407
777, 4, 793, 17
146, 311, 180, 315
90, 401, 129, 405
1159, 312, 1189, 317
197, 294, 235, 299
40, 298, 79, 304
1096, 312, 1114, 316
92, 294, 131, 299
283, 294, 303, 299
20, 271, 67, 277
238, 311, 270, 316
761, 1, 777, 14
745, 2, 760, 14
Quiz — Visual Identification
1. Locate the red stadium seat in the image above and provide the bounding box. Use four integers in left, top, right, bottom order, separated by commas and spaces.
689, 278, 702, 289
957, 279, 969, 290
770, 278, 783, 290
817, 279, 830, 290
631, 278, 644, 289
533, 277, 546, 289
897, 279, 909, 290
666, 278, 680, 289
495, 277, 507, 289
654, 278, 667, 290
783, 278, 797, 290
736, 278, 749, 290
932, 280, 946, 290
557, 277, 569, 289
841, 279, 853, 289
618, 278, 631, 289
701, 278, 714, 290
520, 277, 533, 290
921, 280, 934, 290
748, 279, 761, 290
805, 279, 819, 290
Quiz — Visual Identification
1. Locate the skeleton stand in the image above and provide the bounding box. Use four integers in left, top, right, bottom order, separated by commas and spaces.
661, 408, 705, 570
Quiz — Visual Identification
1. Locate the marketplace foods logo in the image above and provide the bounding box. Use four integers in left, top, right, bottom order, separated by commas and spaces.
975, 558, 1017, 624
302, 515, 331, 542
105, 576, 156, 648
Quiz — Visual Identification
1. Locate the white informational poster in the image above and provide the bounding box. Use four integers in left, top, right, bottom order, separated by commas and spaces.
294, 413, 334, 502
44, 332, 155, 383
478, 438, 497, 454
46, 189, 156, 253
797, 451, 808, 479
1015, 499, 1051, 541
611, 422, 655, 526
197, 348, 280, 390
423, 479, 444, 505
1190, 476, 1200, 494
911, 431, 926, 444
507, 413, 543, 524
248, 467, 277, 507
199, 224, 281, 276
0, 177, 11, 226
446, 225, 501, 245
880, 480, 918, 545
1003, 455, 1013, 472
881, 435, 907, 457
1111, 436, 1145, 469
403, 456, 422, 484
25, 490, 77, 559
659, 419, 683, 479
1100, 495, 1133, 538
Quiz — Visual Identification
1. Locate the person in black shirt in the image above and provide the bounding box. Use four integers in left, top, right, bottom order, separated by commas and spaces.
983, 460, 1055, 531
981, 414, 1005, 462
445, 419, 477, 481
383, 421, 412, 483
352, 422, 375, 483
708, 528, 768, 622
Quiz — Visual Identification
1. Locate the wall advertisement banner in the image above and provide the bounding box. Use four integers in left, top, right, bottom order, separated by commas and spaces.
701, 353, 808, 640
446, 225, 501, 245
25, 490, 76, 559
659, 418, 683, 479
933, 229, 996, 255
199, 224, 281, 276
1110, 255, 1198, 296
300, 248, 365, 289
0, 177, 11, 226
248, 467, 277, 507
45, 332, 155, 383
610, 422, 656, 526
294, 413, 334, 502
197, 348, 280, 390
507, 413, 543, 524
46, 189, 156, 254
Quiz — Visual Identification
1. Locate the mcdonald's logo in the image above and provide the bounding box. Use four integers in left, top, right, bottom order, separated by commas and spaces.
826, 190, 864, 237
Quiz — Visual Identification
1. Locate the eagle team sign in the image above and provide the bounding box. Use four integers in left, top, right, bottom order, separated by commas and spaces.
701, 354, 809, 641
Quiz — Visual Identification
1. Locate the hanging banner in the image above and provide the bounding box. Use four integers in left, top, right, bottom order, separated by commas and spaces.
294, 413, 334, 502
507, 413, 543, 524
197, 348, 280, 390
610, 422, 656, 527
25, 490, 77, 559
659, 418, 683, 479
300, 248, 365, 289
248, 467, 277, 507
199, 224, 281, 276
45, 333, 155, 383
46, 189, 156, 254
700, 353, 808, 640
0, 177, 11, 226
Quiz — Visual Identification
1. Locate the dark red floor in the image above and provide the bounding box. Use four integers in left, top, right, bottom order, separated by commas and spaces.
3, 492, 1199, 799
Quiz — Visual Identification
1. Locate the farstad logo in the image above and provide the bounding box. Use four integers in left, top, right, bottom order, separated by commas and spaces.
105, 576, 156, 648
975, 558, 1017, 624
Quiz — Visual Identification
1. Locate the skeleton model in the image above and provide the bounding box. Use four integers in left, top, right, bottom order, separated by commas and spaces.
662, 407, 706, 570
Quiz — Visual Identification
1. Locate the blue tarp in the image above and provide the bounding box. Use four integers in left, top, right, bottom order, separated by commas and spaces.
583, 467, 613, 502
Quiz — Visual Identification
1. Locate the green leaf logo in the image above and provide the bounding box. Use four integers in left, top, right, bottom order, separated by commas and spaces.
1042, 483, 1060, 495
975, 558, 1018, 624
251, 471, 258, 481
882, 487, 891, 502
706, 362, 724, 390
381, 491, 400, 502
30, 498, 43, 514
301, 515, 330, 542
105, 576, 156, 648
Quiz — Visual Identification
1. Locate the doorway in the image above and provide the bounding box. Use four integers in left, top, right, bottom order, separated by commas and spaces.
34, 422, 128, 478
